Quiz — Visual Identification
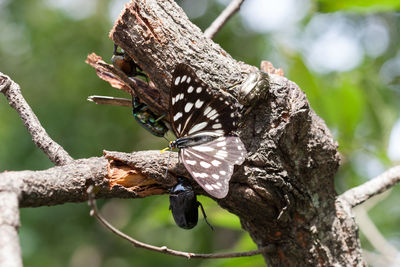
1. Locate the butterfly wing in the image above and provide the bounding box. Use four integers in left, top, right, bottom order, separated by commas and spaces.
179, 136, 246, 198
170, 64, 241, 138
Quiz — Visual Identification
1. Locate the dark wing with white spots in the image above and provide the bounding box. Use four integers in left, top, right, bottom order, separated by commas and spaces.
179, 136, 246, 199
170, 64, 241, 138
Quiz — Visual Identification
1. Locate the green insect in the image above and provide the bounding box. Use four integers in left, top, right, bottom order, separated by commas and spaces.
111, 44, 168, 137
132, 97, 168, 137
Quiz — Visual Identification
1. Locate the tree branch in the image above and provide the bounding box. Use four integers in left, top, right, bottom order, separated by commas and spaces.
104, 1, 366, 265
339, 165, 400, 207
87, 185, 271, 259
204, 0, 245, 39
0, 191, 22, 267
0, 151, 181, 208
0, 73, 73, 166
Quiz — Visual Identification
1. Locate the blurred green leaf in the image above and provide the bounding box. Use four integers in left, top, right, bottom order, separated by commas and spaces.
317, 0, 400, 12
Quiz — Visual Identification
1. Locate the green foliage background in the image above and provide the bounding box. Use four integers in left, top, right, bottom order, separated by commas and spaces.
0, 0, 399, 266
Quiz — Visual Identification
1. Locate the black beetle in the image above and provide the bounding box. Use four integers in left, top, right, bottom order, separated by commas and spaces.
169, 177, 213, 230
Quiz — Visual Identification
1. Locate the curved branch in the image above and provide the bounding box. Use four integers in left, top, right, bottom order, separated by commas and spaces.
0, 73, 73, 166
339, 165, 400, 207
87, 185, 272, 259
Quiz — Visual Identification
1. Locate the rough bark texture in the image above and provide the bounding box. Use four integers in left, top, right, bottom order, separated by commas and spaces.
0, 152, 178, 208
107, 0, 365, 265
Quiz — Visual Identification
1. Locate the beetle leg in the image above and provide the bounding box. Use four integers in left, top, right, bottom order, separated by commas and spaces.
198, 201, 214, 231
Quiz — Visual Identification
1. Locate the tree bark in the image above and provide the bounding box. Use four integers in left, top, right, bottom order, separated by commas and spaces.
107, 0, 365, 265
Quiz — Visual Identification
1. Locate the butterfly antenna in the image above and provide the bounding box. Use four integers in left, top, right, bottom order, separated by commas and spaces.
162, 135, 169, 143
198, 201, 214, 231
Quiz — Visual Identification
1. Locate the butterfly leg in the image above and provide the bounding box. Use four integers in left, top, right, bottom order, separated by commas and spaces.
163, 151, 171, 180
198, 201, 214, 231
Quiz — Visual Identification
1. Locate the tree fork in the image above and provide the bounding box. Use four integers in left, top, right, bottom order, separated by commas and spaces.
108, 0, 364, 265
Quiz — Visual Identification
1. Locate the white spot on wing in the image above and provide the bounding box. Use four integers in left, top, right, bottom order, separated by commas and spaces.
212, 174, 219, 179
174, 76, 181, 85
205, 184, 214, 190
184, 102, 194, 113
173, 112, 182, 121
188, 121, 207, 134
212, 184, 220, 189
193, 145, 214, 152
186, 160, 196, 165
219, 170, 226, 175
203, 106, 212, 116
215, 150, 228, 159
217, 141, 226, 147
195, 99, 204, 108
210, 113, 218, 120
186, 76, 191, 83
212, 123, 222, 129
200, 161, 211, 168
211, 160, 221, 166
177, 124, 181, 133
193, 172, 208, 178
214, 130, 225, 135
196, 87, 202, 93
188, 86, 194, 93
181, 75, 187, 82
207, 109, 218, 118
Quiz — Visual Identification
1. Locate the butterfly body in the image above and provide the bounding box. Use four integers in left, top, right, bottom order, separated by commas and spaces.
170, 134, 219, 149
168, 64, 247, 199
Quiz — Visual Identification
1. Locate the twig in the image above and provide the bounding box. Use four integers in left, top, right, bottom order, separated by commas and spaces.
204, 0, 245, 39
339, 165, 400, 207
0, 73, 73, 166
86, 185, 271, 259
354, 206, 400, 265
87, 95, 132, 107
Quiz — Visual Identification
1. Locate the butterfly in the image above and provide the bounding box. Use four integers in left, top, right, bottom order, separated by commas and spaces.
166, 64, 247, 199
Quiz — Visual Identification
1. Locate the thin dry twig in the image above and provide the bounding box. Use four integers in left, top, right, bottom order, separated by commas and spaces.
87, 185, 271, 259
204, 0, 245, 39
339, 165, 400, 207
0, 73, 73, 166
87, 95, 132, 107
354, 205, 400, 265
